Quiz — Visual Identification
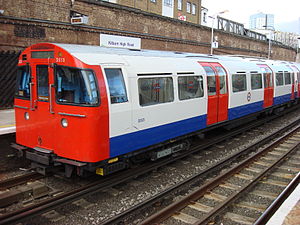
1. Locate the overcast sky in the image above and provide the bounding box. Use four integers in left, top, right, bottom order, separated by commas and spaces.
202, 0, 300, 33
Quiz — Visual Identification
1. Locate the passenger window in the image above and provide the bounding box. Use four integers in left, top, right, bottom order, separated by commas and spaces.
203, 66, 216, 96
16, 65, 30, 99
104, 68, 128, 104
178, 76, 204, 100
276, 72, 284, 86
284, 72, 291, 85
37, 65, 49, 101
138, 77, 174, 106
56, 66, 99, 105
232, 74, 247, 92
251, 73, 262, 90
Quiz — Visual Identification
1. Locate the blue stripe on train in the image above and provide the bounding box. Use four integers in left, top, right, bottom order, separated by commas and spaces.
274, 94, 291, 105
228, 101, 264, 120
109, 114, 207, 157
110, 94, 293, 157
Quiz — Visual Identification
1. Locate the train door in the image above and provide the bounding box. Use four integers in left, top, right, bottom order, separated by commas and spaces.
291, 65, 300, 98
258, 65, 274, 108
30, 62, 56, 151
291, 72, 295, 100
199, 62, 228, 125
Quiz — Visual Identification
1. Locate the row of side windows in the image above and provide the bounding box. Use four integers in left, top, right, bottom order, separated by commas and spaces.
232, 72, 293, 93
104, 68, 204, 106
105, 69, 295, 106
138, 76, 204, 106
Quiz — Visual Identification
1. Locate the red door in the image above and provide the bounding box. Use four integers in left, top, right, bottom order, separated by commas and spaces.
291, 66, 300, 98
200, 62, 228, 126
30, 63, 56, 151
291, 72, 295, 100
259, 65, 274, 108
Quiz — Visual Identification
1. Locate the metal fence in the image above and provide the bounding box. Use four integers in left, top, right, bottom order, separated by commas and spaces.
217, 17, 267, 41
0, 51, 21, 109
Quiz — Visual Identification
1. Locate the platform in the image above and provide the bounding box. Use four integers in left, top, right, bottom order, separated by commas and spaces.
0, 109, 15, 135
266, 177, 300, 225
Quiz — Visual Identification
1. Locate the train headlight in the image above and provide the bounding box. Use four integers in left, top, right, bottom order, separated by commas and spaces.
61, 118, 68, 128
24, 112, 29, 120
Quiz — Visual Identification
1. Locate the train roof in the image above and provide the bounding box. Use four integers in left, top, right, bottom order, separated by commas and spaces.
27, 43, 300, 75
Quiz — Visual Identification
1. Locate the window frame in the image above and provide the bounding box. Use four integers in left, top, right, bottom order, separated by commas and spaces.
276, 72, 284, 86
177, 0, 182, 10
138, 76, 174, 107
186, 2, 191, 13
104, 68, 129, 104
284, 72, 291, 85
36, 65, 49, 102
54, 65, 100, 107
15, 65, 31, 100
178, 75, 204, 101
163, 0, 173, 7
191, 3, 196, 15
250, 73, 263, 90
232, 73, 247, 93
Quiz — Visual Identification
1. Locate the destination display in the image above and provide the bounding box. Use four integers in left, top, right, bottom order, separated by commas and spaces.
31, 51, 54, 59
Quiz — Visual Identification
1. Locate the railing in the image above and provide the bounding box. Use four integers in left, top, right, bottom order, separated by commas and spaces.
217, 16, 267, 41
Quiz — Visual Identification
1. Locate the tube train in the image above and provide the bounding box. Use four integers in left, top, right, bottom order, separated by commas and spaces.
14, 43, 300, 177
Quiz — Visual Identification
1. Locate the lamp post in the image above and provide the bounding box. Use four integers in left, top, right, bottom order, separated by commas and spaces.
263, 25, 275, 59
210, 10, 228, 55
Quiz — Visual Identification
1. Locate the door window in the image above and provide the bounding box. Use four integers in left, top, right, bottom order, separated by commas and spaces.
37, 65, 49, 101
284, 72, 291, 85
203, 66, 216, 96
215, 66, 227, 94
104, 68, 128, 104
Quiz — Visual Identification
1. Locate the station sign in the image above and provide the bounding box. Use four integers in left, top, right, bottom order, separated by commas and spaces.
100, 34, 141, 50
212, 41, 219, 49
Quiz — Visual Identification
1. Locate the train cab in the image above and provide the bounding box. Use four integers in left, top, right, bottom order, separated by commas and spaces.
15, 43, 110, 176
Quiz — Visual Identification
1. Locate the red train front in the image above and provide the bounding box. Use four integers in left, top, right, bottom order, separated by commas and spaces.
15, 43, 109, 176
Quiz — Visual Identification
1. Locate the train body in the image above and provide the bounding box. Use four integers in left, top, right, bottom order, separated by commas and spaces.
14, 43, 300, 176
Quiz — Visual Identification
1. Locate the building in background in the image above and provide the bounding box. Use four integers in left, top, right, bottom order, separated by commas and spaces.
249, 12, 274, 30
103, 0, 202, 24
275, 31, 299, 49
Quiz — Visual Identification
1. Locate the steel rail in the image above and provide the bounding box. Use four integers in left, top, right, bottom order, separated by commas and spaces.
102, 119, 300, 225
0, 110, 299, 224
0, 172, 44, 191
140, 123, 300, 225
254, 172, 300, 225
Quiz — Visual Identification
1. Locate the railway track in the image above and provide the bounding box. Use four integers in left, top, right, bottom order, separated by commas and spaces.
0, 109, 299, 224
140, 124, 300, 225
0, 172, 44, 191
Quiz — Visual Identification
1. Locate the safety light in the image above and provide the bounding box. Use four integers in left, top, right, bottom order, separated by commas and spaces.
24, 112, 29, 120
61, 118, 68, 128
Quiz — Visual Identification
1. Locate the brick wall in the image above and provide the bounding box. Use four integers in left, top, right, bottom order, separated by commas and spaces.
0, 0, 296, 61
